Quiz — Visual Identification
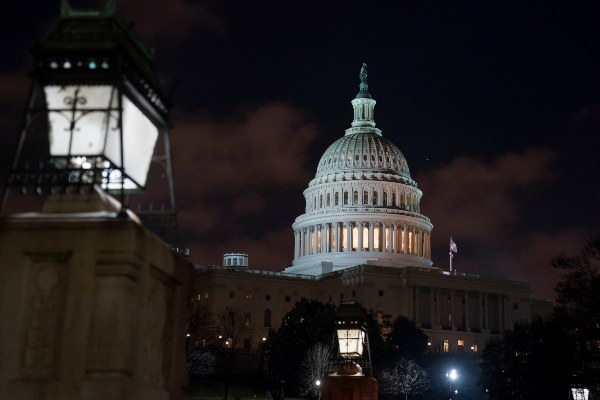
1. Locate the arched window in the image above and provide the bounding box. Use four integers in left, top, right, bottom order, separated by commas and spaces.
353, 191, 359, 205
392, 192, 397, 207
383, 192, 388, 206
319, 195, 323, 208
335, 192, 339, 205
264, 309, 272, 328
344, 191, 349, 205
327, 193, 331, 206
363, 191, 368, 205
373, 191, 378, 205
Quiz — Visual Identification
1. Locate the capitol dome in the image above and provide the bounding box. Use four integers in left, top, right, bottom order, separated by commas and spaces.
285, 64, 433, 275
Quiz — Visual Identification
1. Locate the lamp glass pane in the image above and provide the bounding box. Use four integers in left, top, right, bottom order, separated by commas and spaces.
337, 328, 364, 356
122, 95, 159, 187
45, 85, 117, 156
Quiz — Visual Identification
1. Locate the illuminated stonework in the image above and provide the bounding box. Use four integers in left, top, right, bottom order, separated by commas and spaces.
286, 64, 433, 275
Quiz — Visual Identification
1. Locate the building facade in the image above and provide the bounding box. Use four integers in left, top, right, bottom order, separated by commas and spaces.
193, 64, 541, 354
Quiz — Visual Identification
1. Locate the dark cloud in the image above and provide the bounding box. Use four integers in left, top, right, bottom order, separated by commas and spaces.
417, 149, 591, 299
118, 0, 226, 39
171, 103, 318, 267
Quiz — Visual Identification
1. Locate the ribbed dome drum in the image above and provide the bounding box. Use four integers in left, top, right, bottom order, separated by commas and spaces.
285, 64, 433, 275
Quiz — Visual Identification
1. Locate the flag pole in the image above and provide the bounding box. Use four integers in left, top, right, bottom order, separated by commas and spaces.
449, 236, 453, 272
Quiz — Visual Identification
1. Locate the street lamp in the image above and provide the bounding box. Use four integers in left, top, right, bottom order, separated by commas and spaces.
334, 301, 371, 374
320, 301, 378, 400
446, 368, 459, 399
571, 387, 589, 400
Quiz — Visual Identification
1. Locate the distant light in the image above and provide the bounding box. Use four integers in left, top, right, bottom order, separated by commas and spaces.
218, 335, 223, 339
428, 342, 431, 346
447, 369, 458, 381
316, 380, 321, 386
50, 61, 58, 69
63, 61, 71, 69
262, 337, 267, 341
89, 61, 97, 69
186, 333, 191, 337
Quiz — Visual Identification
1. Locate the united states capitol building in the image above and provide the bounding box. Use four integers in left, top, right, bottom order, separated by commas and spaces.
194, 65, 550, 353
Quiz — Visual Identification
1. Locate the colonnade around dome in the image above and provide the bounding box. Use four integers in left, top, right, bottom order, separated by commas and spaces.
293, 221, 432, 260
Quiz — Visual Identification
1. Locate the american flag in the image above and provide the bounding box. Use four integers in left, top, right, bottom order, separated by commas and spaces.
450, 238, 458, 253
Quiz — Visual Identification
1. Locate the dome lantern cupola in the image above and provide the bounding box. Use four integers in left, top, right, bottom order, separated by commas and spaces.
349, 63, 379, 133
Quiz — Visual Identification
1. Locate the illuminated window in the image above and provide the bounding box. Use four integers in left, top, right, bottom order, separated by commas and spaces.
341, 227, 346, 250
352, 226, 358, 250
458, 339, 464, 347
204, 292, 208, 299
471, 344, 478, 352
409, 231, 413, 253
197, 294, 201, 301
443, 340, 449, 352
363, 226, 368, 250
374, 226, 380, 250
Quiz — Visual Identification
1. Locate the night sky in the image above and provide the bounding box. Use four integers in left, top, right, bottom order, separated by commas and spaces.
0, 1, 599, 300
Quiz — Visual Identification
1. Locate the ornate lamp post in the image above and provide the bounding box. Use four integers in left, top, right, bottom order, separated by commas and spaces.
321, 302, 378, 400
334, 301, 372, 374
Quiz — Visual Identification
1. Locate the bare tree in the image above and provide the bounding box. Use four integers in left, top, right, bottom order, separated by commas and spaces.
380, 357, 430, 400
217, 307, 248, 400
299, 343, 336, 398
187, 302, 218, 382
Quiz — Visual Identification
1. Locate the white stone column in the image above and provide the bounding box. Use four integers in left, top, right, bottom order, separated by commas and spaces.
336, 222, 341, 252
345, 223, 351, 252
294, 230, 299, 259
368, 222, 374, 251
357, 222, 363, 251
403, 224, 408, 254
392, 223, 398, 253
417, 230, 422, 256
381, 223, 386, 252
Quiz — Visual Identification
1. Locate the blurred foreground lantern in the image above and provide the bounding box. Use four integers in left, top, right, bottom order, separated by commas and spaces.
3, 0, 175, 211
